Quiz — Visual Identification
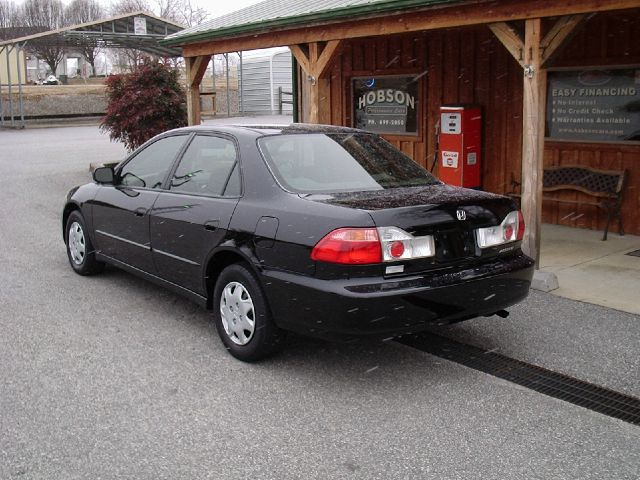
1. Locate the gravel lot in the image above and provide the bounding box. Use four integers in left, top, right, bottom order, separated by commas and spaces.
1, 125, 638, 480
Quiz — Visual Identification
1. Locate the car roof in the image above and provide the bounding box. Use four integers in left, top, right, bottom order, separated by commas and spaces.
172, 123, 369, 137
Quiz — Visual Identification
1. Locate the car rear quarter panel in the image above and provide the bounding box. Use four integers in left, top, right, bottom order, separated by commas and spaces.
230, 194, 376, 276
231, 134, 379, 276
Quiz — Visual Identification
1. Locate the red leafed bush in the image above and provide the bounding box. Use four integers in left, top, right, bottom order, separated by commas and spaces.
101, 60, 187, 151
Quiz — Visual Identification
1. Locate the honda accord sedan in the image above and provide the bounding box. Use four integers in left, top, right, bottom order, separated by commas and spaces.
63, 124, 534, 361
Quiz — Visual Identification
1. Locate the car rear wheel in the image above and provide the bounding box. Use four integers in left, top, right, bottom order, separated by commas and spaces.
213, 263, 285, 362
65, 211, 104, 275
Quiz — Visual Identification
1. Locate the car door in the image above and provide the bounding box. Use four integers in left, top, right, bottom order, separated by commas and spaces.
150, 134, 242, 294
92, 134, 190, 273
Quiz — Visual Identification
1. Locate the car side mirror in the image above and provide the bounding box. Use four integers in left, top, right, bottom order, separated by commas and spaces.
93, 166, 115, 184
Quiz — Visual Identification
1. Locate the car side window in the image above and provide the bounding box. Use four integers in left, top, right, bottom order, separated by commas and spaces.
119, 135, 187, 189
170, 135, 240, 197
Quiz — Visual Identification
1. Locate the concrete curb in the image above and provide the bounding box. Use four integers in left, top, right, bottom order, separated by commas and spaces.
531, 270, 559, 292
22, 116, 103, 129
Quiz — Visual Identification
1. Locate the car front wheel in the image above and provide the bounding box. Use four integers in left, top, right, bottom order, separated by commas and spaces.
65, 210, 104, 275
213, 263, 285, 362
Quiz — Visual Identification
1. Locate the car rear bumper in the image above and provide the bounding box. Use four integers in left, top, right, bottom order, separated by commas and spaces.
260, 254, 535, 340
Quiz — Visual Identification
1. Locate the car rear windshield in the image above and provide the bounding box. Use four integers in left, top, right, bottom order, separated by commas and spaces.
258, 133, 440, 193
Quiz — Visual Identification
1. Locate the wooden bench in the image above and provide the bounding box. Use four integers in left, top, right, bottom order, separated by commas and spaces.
509, 165, 627, 241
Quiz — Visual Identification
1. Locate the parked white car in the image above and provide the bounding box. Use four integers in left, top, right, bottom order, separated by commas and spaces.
43, 75, 59, 85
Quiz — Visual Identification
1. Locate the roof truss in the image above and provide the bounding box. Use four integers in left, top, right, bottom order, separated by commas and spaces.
0, 11, 184, 57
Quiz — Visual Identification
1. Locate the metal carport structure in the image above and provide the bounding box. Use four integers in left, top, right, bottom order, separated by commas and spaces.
0, 11, 184, 128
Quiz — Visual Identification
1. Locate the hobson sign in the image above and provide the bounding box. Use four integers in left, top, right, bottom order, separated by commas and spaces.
353, 76, 419, 135
547, 68, 640, 142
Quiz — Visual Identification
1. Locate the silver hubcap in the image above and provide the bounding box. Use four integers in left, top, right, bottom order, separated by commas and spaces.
220, 281, 255, 346
68, 221, 86, 265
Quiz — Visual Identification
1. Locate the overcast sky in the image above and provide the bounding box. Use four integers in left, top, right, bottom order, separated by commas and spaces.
195, 0, 265, 19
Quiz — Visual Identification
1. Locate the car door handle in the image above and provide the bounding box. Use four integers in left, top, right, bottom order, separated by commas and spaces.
204, 220, 220, 231
134, 207, 147, 217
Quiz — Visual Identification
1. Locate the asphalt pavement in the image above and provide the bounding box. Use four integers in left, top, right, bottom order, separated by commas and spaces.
0, 125, 638, 479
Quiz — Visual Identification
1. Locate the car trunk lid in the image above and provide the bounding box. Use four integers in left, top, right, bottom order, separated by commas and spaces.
305, 184, 517, 271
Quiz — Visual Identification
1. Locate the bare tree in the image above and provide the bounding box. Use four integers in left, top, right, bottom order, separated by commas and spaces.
65, 0, 104, 26
110, 0, 151, 16
175, 0, 208, 27
17, 0, 66, 74
65, 0, 104, 75
1, 0, 48, 40
0, 0, 19, 32
154, 0, 179, 21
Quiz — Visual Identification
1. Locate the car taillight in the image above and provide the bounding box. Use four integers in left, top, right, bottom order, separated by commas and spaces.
476, 211, 525, 248
311, 227, 435, 265
311, 228, 382, 264
516, 211, 525, 241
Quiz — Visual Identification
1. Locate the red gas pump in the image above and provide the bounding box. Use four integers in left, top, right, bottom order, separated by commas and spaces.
437, 105, 482, 189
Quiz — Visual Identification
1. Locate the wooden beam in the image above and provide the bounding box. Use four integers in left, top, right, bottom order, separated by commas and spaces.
308, 42, 319, 66
314, 40, 342, 78
185, 55, 211, 126
520, 18, 546, 266
289, 44, 311, 74
189, 54, 210, 87
290, 41, 341, 124
488, 22, 524, 66
188, 55, 204, 86
291, 40, 342, 78
541, 14, 589, 67
181, 0, 636, 57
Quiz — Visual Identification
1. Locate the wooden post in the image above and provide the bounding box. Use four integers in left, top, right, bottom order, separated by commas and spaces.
308, 43, 321, 123
521, 18, 546, 265
290, 41, 341, 124
299, 64, 311, 122
490, 16, 587, 266
316, 77, 331, 124
185, 55, 211, 126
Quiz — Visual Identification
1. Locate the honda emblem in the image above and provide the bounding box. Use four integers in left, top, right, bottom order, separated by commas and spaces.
456, 209, 466, 221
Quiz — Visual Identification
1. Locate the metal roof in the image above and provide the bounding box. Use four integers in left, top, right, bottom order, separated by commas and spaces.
163, 0, 457, 47
0, 11, 185, 57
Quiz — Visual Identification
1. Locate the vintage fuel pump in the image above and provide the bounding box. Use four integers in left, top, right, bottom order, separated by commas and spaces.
437, 105, 482, 189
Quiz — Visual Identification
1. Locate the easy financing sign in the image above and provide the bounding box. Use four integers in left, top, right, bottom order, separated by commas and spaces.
353, 76, 419, 135
547, 68, 640, 142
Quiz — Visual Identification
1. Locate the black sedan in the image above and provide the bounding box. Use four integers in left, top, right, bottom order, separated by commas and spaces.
63, 124, 534, 361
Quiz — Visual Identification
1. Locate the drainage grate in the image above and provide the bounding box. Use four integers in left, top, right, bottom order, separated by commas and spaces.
397, 333, 640, 426
625, 249, 640, 257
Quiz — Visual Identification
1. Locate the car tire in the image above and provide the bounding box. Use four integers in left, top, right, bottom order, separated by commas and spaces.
65, 210, 104, 276
213, 263, 286, 362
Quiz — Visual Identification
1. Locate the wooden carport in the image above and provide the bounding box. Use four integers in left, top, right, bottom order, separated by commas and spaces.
162, 0, 640, 265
